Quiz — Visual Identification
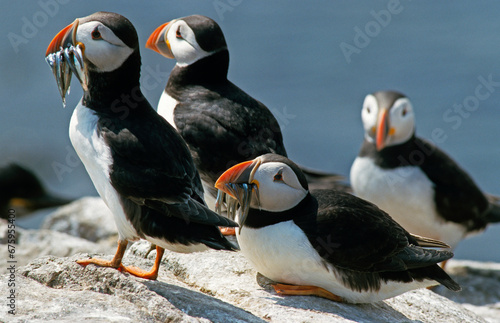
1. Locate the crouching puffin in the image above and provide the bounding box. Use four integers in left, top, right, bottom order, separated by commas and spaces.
350, 91, 500, 264
0, 163, 73, 218
45, 11, 237, 280
145, 15, 348, 215
215, 153, 460, 303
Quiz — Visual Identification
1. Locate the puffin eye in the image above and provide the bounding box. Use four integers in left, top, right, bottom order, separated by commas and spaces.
91, 28, 102, 40
176, 26, 182, 39
366, 107, 371, 113
273, 169, 284, 182
402, 107, 407, 117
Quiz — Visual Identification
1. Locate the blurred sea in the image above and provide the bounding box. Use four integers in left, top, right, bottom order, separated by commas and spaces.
1, 1, 499, 261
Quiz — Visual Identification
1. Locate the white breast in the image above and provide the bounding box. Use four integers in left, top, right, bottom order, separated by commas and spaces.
156, 90, 178, 129
237, 221, 340, 289
69, 101, 139, 241
237, 220, 434, 303
350, 156, 466, 248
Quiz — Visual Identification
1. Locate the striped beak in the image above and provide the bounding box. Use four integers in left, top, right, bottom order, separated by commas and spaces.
146, 21, 175, 59
46, 19, 79, 56
215, 158, 262, 232
375, 108, 390, 151
45, 19, 88, 106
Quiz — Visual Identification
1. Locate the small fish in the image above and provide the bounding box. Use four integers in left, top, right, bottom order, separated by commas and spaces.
46, 44, 88, 107
217, 183, 256, 233
46, 52, 71, 107
64, 44, 88, 91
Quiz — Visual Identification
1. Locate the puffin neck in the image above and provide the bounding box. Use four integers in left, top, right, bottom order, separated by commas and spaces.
82, 50, 143, 112
166, 49, 229, 91
243, 193, 318, 229
359, 134, 422, 169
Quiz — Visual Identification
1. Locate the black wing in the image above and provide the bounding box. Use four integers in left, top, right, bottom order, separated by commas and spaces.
173, 81, 287, 184
307, 190, 452, 273
97, 106, 236, 227
415, 138, 495, 230
361, 135, 497, 231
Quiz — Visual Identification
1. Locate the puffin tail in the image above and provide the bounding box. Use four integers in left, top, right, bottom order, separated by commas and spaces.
485, 201, 500, 223
431, 267, 461, 291
298, 165, 351, 192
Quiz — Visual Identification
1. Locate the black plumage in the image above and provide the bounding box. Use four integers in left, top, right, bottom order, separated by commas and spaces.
46, 11, 237, 279
216, 153, 460, 302
166, 49, 287, 194
308, 189, 459, 292
149, 15, 347, 203
0, 164, 72, 218
358, 95, 500, 233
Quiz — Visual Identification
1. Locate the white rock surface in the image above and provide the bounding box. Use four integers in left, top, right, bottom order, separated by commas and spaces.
1, 197, 499, 322
0, 218, 114, 274
0, 240, 487, 323
41, 196, 117, 245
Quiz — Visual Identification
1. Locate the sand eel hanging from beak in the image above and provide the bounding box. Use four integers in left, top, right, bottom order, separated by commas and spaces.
350, 91, 500, 267
45, 11, 238, 280
215, 153, 460, 303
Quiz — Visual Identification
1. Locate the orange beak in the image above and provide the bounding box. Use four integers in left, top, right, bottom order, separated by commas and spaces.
46, 19, 79, 56
375, 108, 390, 151
215, 159, 261, 198
146, 21, 174, 59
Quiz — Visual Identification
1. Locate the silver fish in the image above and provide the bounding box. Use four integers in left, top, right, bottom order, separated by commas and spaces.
64, 44, 88, 91
46, 43, 89, 107
46, 51, 71, 107
217, 182, 257, 233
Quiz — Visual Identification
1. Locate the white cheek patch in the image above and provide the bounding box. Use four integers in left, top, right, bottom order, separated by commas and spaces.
76, 21, 134, 72
253, 163, 307, 212
361, 94, 379, 142
167, 21, 215, 67
388, 98, 415, 146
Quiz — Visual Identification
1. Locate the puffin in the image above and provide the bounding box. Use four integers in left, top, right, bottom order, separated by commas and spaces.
350, 91, 500, 262
45, 11, 237, 280
145, 15, 347, 215
215, 153, 460, 304
0, 163, 73, 218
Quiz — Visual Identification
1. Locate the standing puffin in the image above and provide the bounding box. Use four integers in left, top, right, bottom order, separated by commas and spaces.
146, 15, 347, 213
45, 12, 237, 280
215, 153, 460, 303
350, 91, 500, 258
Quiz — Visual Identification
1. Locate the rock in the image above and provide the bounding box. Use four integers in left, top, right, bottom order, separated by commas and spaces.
433, 260, 500, 323
3, 198, 499, 322
41, 197, 117, 246
0, 218, 114, 274
10, 254, 256, 322
1, 239, 488, 323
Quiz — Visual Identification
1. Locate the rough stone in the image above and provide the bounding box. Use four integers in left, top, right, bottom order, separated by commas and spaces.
2, 197, 498, 322
41, 197, 117, 246
0, 239, 489, 323
0, 218, 114, 274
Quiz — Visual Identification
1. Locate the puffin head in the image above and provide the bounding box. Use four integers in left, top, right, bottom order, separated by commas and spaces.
45, 12, 139, 105
361, 91, 416, 151
146, 15, 227, 67
215, 154, 309, 231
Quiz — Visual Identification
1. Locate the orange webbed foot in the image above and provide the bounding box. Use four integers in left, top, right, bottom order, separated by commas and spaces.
272, 283, 344, 302
219, 227, 236, 236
